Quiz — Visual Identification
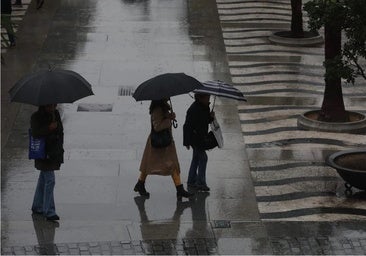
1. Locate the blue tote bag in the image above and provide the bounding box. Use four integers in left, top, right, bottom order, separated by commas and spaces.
28, 129, 46, 159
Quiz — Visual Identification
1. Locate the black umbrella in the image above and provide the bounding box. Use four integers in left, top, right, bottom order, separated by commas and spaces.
132, 73, 202, 101
9, 69, 94, 106
133, 73, 202, 128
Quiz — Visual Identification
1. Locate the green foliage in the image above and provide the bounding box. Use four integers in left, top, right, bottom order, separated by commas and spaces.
304, 0, 366, 83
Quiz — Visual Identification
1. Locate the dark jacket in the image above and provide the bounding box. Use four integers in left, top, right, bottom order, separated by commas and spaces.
183, 100, 213, 149
1, 0, 12, 14
31, 108, 64, 171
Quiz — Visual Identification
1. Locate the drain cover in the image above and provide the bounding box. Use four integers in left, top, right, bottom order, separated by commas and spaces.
119, 86, 134, 96
77, 103, 113, 112
212, 220, 231, 229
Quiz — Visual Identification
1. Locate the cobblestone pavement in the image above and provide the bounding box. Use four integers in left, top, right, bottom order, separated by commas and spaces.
3, 237, 366, 255
1, 239, 217, 255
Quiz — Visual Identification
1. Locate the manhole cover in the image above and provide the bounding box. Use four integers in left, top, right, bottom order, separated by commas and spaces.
77, 103, 113, 112
212, 220, 231, 229
119, 86, 134, 96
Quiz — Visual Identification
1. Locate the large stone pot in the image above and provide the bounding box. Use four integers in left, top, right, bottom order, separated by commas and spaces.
268, 31, 324, 47
326, 149, 366, 193
298, 110, 366, 134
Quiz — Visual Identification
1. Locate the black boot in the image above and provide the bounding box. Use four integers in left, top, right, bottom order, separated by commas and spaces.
176, 184, 194, 201
134, 180, 150, 197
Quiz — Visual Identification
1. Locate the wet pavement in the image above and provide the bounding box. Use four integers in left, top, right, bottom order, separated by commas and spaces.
1, 0, 366, 255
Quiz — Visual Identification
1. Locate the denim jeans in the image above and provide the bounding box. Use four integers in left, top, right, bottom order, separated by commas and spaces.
32, 171, 57, 217
187, 148, 208, 186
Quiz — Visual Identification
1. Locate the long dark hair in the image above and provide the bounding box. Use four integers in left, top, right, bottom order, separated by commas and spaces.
149, 99, 171, 114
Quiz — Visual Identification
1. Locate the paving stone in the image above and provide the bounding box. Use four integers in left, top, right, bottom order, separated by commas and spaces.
111, 241, 121, 247
343, 243, 353, 249
69, 248, 81, 254
360, 239, 366, 246
300, 246, 313, 255
351, 240, 361, 247
101, 244, 111, 251
122, 243, 132, 249
175, 244, 184, 251
2, 247, 13, 253
124, 249, 136, 255
354, 247, 365, 255
57, 245, 69, 253
290, 247, 301, 254
197, 249, 208, 255
69, 243, 78, 249
132, 240, 141, 246
333, 249, 347, 255
79, 246, 89, 251
90, 250, 102, 255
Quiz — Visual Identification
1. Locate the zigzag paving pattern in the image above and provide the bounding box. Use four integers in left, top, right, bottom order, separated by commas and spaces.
216, 0, 366, 221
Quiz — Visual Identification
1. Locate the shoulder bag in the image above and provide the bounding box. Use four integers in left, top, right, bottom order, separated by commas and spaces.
28, 129, 46, 159
151, 125, 172, 148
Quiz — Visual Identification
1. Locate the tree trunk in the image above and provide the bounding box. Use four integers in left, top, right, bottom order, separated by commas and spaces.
291, 0, 304, 37
319, 23, 348, 122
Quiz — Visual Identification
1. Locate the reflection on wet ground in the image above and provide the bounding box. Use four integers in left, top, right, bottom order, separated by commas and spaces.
31, 214, 58, 255
1, 0, 366, 254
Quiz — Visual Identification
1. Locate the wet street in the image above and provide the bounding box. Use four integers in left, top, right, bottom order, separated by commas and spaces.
1, 0, 366, 255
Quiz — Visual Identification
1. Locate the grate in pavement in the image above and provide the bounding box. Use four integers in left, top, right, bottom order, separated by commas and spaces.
119, 86, 134, 96
212, 220, 231, 229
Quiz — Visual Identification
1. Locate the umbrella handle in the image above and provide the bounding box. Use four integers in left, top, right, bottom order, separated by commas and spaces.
169, 99, 178, 129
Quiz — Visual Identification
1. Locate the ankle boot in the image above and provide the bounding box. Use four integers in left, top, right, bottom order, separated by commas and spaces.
134, 180, 150, 197
176, 184, 194, 201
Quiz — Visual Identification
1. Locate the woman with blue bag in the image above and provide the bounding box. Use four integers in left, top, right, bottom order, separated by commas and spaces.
30, 104, 64, 221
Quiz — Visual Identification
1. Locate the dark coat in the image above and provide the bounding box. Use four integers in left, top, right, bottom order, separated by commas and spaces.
31, 108, 64, 171
183, 100, 213, 150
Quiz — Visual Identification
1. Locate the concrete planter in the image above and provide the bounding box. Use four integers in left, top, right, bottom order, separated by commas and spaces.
326, 149, 366, 194
297, 110, 366, 134
268, 31, 324, 47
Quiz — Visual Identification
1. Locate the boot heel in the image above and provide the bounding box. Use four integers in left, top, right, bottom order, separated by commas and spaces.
176, 184, 194, 201
134, 180, 150, 197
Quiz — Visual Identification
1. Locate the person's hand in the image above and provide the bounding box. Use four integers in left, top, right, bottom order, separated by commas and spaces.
48, 122, 58, 131
186, 145, 190, 150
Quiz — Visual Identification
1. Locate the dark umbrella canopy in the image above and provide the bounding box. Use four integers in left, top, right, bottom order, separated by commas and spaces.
132, 73, 203, 101
9, 69, 94, 106
194, 80, 247, 101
